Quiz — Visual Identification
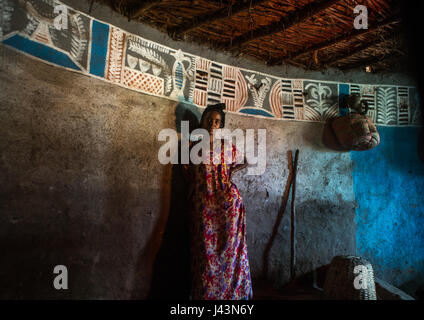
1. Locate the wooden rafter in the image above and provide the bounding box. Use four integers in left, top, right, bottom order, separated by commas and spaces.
322, 33, 399, 67
339, 51, 400, 71
225, 0, 341, 49
130, 0, 162, 19
369, 57, 406, 72
268, 14, 401, 66
167, 0, 269, 36
97, 0, 405, 73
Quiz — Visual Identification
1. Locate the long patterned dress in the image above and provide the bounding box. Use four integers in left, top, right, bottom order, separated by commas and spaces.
183, 139, 253, 300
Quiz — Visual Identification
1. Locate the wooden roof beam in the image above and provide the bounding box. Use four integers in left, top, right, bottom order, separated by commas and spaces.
322, 33, 399, 67
268, 14, 401, 66
167, 0, 269, 36
325, 40, 385, 67
130, 0, 162, 19
339, 51, 401, 71
225, 0, 342, 49
368, 57, 406, 72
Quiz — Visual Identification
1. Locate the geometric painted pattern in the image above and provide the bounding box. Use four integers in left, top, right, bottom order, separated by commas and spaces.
1, 0, 420, 126
304, 81, 338, 121
293, 79, 305, 120
193, 57, 210, 107
281, 80, 295, 119
269, 80, 283, 118
360, 85, 377, 122
122, 67, 164, 96
105, 27, 126, 83
397, 87, 409, 125
207, 62, 223, 106
376, 87, 397, 125
222, 65, 247, 112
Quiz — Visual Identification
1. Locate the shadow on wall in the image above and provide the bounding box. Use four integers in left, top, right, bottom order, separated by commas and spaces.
174, 101, 202, 134
292, 199, 357, 277
130, 161, 174, 299
417, 126, 424, 164
145, 156, 191, 299
398, 265, 424, 299
1, 91, 169, 299
252, 194, 357, 290
146, 103, 200, 299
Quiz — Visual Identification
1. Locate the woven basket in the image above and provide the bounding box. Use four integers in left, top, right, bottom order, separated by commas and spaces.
332, 95, 380, 151
323, 255, 377, 300
331, 113, 380, 151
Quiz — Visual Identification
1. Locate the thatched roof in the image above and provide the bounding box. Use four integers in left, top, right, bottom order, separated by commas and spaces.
93, 0, 406, 72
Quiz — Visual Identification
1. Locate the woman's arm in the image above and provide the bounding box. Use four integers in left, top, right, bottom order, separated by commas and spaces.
229, 155, 249, 180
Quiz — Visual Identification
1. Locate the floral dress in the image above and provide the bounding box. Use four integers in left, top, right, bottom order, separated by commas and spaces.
183, 139, 253, 300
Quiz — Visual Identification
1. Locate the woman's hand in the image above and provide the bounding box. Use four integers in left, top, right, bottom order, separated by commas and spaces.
229, 161, 249, 182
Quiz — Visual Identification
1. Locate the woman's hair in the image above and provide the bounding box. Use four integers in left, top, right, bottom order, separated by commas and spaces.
200, 103, 226, 128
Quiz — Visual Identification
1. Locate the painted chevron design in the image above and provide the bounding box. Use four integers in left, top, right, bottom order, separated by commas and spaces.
376, 87, 397, 125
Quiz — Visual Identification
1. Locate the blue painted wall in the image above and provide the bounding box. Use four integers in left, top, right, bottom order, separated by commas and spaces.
89, 20, 109, 77
351, 126, 424, 294
3, 35, 81, 70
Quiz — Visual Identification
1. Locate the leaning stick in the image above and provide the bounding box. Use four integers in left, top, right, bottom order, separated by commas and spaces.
263, 150, 293, 278
290, 149, 299, 282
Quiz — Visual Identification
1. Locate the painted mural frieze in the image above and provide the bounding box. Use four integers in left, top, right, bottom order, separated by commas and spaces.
0, 0, 421, 127
269, 79, 283, 118
360, 85, 377, 122
123, 35, 171, 96
376, 87, 397, 125
168, 49, 194, 100
241, 72, 274, 118
397, 87, 409, 125
2, 0, 90, 71
221, 65, 247, 113
304, 81, 338, 122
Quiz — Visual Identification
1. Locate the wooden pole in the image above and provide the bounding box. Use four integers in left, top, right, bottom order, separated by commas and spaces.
339, 51, 400, 71
168, 0, 269, 35
267, 14, 401, 66
130, 0, 162, 19
227, 0, 341, 49
290, 149, 299, 282
324, 39, 386, 67
263, 151, 293, 278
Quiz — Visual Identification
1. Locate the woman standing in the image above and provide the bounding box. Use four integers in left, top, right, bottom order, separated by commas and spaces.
182, 103, 253, 300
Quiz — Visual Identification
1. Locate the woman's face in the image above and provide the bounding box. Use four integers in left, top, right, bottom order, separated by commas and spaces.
202, 111, 222, 133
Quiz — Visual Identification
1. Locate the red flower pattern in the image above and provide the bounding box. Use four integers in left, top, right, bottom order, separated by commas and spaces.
184, 140, 253, 300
